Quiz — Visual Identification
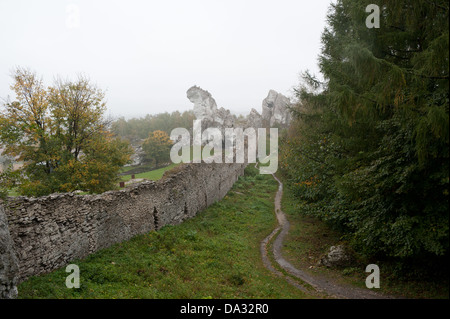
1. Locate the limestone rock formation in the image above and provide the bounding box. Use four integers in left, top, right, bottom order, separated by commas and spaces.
186, 86, 291, 132
187, 86, 218, 122
187, 86, 238, 147
214, 107, 235, 127
246, 108, 262, 129
0, 204, 19, 299
261, 90, 291, 127
187, 86, 236, 129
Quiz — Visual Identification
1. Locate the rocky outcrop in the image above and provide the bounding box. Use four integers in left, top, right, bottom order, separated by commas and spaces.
0, 204, 19, 299
187, 86, 238, 148
187, 86, 236, 130
187, 86, 218, 122
214, 107, 235, 127
261, 90, 291, 127
187, 86, 291, 131
246, 108, 262, 129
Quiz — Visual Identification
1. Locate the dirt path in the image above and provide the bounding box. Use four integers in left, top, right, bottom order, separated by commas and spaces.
261, 173, 393, 299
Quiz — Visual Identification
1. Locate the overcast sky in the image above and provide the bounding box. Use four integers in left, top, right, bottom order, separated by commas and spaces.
0, 0, 332, 119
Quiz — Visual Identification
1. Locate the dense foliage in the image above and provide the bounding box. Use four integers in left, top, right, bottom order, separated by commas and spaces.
281, 0, 449, 261
142, 130, 173, 167
111, 111, 195, 141
0, 68, 132, 196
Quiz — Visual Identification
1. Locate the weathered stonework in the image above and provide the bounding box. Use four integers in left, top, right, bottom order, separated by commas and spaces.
0, 204, 19, 299
2, 162, 246, 283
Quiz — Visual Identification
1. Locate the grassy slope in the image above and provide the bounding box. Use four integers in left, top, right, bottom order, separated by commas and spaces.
7, 188, 19, 197
17, 165, 312, 299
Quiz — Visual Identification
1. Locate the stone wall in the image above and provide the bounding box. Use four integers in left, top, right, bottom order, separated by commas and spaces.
1, 162, 246, 284
0, 204, 19, 298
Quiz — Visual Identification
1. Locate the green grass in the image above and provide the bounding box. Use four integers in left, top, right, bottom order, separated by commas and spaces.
120, 163, 179, 182
7, 188, 20, 197
17, 165, 312, 299
4, 165, 178, 197
119, 145, 216, 183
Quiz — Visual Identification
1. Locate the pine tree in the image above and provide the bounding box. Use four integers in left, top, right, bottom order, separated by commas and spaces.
282, 0, 449, 261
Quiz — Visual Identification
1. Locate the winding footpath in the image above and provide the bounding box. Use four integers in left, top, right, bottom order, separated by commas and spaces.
261, 173, 393, 299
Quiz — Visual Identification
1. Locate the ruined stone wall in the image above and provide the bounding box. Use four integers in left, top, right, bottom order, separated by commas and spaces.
0, 204, 19, 298
2, 162, 246, 283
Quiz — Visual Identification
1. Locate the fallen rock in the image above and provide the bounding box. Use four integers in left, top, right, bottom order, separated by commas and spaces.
318, 244, 355, 268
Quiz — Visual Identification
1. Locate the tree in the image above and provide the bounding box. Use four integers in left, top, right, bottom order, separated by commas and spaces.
0, 165, 20, 200
142, 130, 173, 167
281, 0, 448, 262
0, 68, 133, 196
110, 111, 195, 141
49, 76, 107, 162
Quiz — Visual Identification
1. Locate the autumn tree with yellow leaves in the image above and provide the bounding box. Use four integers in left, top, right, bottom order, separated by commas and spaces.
0, 67, 132, 196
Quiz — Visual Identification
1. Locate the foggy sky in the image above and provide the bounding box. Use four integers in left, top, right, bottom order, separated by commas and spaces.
0, 0, 332, 119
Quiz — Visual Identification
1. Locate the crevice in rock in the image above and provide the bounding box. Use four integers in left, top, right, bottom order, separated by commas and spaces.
153, 207, 159, 230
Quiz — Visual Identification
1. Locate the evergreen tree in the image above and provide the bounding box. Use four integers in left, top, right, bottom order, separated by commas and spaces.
282, 0, 448, 261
